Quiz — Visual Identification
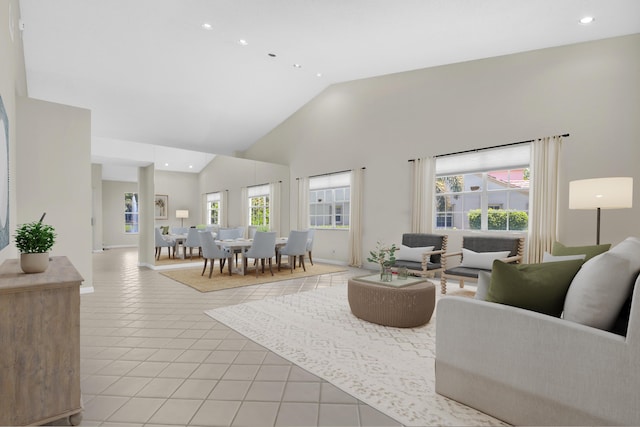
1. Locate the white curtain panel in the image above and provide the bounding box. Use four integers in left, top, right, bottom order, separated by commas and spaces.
348, 168, 364, 267
411, 157, 435, 233
240, 187, 249, 230
269, 181, 281, 236
297, 177, 310, 230
527, 135, 563, 263
220, 190, 229, 227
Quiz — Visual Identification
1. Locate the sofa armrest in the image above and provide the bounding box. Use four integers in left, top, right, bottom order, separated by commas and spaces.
435, 296, 637, 425
441, 251, 461, 258
498, 254, 522, 263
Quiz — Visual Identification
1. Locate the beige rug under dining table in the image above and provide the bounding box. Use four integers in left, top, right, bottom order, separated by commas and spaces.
216, 237, 288, 275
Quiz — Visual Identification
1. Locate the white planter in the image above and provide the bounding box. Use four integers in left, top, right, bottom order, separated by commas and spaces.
20, 252, 50, 274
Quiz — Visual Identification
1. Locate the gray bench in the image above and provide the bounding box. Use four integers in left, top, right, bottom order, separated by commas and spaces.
392, 233, 448, 278
440, 235, 524, 294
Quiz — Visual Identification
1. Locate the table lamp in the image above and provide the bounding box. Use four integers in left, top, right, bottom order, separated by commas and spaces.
176, 210, 189, 227
569, 177, 633, 244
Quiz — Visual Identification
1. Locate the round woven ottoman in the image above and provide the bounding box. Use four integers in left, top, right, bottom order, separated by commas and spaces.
347, 276, 435, 328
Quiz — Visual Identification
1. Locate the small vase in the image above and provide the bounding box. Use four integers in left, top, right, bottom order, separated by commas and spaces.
20, 252, 50, 274
380, 265, 393, 282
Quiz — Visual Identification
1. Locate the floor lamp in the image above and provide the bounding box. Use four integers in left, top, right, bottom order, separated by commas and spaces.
176, 210, 189, 228
569, 177, 633, 244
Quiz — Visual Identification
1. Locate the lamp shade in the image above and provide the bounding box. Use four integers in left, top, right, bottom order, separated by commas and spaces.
175, 210, 189, 219
569, 177, 633, 210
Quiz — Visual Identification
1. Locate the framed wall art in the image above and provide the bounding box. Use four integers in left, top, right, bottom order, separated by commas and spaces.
154, 194, 168, 220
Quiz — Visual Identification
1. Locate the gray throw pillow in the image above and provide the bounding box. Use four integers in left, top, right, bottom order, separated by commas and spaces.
475, 271, 491, 301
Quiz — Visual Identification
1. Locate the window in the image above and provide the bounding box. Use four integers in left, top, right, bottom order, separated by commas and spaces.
309, 172, 350, 229
434, 144, 530, 232
206, 192, 221, 225
248, 184, 270, 227
124, 192, 139, 233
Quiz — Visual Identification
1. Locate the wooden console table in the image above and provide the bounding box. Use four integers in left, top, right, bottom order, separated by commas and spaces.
0, 256, 84, 426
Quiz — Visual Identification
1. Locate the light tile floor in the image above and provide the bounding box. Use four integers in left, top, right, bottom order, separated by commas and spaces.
74, 247, 402, 426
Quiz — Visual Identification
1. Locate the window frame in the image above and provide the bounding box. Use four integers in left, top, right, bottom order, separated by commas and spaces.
247, 185, 270, 228
124, 192, 139, 234
432, 141, 533, 233
309, 172, 351, 230
435, 167, 530, 232
206, 192, 221, 226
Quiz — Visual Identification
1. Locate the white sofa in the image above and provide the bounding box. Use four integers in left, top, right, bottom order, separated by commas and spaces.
435, 239, 640, 426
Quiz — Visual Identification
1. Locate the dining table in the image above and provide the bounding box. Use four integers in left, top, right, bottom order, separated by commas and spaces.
216, 237, 288, 275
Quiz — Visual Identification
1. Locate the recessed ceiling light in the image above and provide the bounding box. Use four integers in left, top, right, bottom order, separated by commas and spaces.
316, 72, 323, 77
293, 63, 302, 68
188, 165, 193, 169
201, 22, 213, 30
238, 39, 248, 46
164, 163, 169, 167
579, 16, 595, 24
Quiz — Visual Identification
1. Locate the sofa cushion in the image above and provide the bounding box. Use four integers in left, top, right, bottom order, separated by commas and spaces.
551, 241, 610, 261
542, 252, 586, 262
563, 252, 631, 330
607, 236, 640, 275
396, 245, 434, 263
609, 271, 640, 336
474, 270, 491, 301
486, 259, 583, 317
460, 249, 511, 270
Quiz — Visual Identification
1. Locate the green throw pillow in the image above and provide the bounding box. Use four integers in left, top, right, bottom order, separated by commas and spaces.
160, 226, 169, 235
551, 241, 610, 261
486, 259, 584, 317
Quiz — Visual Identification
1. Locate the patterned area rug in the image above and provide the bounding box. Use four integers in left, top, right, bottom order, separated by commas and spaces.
205, 284, 505, 426
161, 263, 347, 292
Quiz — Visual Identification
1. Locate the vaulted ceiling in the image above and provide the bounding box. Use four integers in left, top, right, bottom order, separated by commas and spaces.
18, 0, 640, 176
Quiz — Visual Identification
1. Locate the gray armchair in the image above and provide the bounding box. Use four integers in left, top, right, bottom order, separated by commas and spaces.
393, 233, 448, 278
440, 235, 525, 294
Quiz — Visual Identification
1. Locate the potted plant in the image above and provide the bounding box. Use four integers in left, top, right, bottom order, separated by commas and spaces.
367, 241, 397, 281
14, 216, 56, 273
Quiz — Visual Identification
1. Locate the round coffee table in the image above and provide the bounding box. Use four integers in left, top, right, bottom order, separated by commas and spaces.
347, 274, 435, 328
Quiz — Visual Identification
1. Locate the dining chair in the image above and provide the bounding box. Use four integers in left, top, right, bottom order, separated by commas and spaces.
171, 226, 188, 235
234, 226, 246, 239
248, 226, 258, 239
278, 230, 309, 273
155, 227, 175, 260
199, 231, 232, 278
303, 228, 316, 266
243, 231, 277, 277
184, 228, 202, 260
218, 227, 244, 265
217, 228, 236, 240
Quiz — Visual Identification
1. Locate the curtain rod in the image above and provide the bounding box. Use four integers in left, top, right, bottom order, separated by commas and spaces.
296, 167, 366, 180
248, 181, 282, 188
408, 133, 570, 162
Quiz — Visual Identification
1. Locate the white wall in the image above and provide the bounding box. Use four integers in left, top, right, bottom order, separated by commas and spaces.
102, 180, 139, 248
244, 34, 640, 267
91, 164, 103, 252
16, 97, 93, 286
154, 170, 200, 228
199, 155, 290, 234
